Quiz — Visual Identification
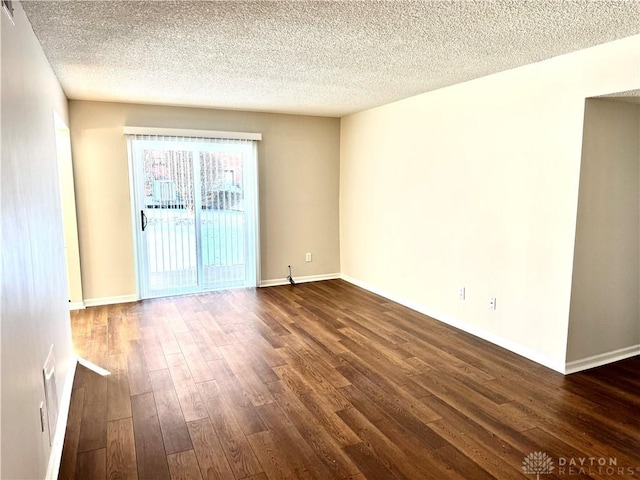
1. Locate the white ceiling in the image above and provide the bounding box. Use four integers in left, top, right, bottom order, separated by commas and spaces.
22, 0, 640, 117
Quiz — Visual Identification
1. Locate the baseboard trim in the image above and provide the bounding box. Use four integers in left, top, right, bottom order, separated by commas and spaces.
69, 301, 85, 310
83, 294, 139, 307
46, 355, 78, 480
565, 344, 640, 374
260, 273, 341, 288
340, 274, 566, 374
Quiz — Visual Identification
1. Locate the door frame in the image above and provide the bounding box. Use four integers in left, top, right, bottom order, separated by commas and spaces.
54, 111, 85, 309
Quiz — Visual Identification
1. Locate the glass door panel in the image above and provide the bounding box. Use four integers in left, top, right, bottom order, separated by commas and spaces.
200, 149, 246, 289
139, 146, 198, 296
131, 137, 258, 299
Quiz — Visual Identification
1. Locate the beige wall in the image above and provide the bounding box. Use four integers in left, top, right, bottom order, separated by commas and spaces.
567, 99, 640, 362
340, 35, 640, 372
1, 2, 74, 478
69, 101, 340, 301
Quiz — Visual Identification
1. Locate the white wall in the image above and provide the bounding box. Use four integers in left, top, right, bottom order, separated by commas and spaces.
566, 99, 640, 364
1, 2, 74, 478
340, 35, 640, 372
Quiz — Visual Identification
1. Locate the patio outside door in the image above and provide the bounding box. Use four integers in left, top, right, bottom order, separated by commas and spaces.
128, 135, 259, 299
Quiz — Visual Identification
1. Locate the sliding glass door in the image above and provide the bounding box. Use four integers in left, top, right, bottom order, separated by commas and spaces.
128, 135, 259, 298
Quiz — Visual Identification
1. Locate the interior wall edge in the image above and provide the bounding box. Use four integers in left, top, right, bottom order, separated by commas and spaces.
564, 344, 640, 374
566, 98, 640, 362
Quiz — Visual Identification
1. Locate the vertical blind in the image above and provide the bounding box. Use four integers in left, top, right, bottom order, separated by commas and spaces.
126, 130, 260, 298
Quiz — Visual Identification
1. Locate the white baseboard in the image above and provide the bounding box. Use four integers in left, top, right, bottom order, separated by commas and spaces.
565, 344, 640, 374
340, 274, 566, 374
260, 273, 341, 288
46, 355, 78, 480
69, 301, 85, 310
83, 294, 138, 307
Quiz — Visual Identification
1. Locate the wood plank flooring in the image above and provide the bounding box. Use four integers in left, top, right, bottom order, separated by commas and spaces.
60, 280, 640, 479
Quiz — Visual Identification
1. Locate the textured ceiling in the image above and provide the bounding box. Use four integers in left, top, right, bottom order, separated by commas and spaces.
22, 0, 640, 117
599, 89, 640, 104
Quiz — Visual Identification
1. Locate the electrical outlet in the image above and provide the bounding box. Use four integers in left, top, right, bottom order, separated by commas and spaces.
489, 297, 497, 310
458, 287, 465, 300
305, 252, 312, 262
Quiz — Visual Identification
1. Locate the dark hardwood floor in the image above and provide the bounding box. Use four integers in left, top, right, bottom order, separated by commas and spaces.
60, 279, 640, 479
